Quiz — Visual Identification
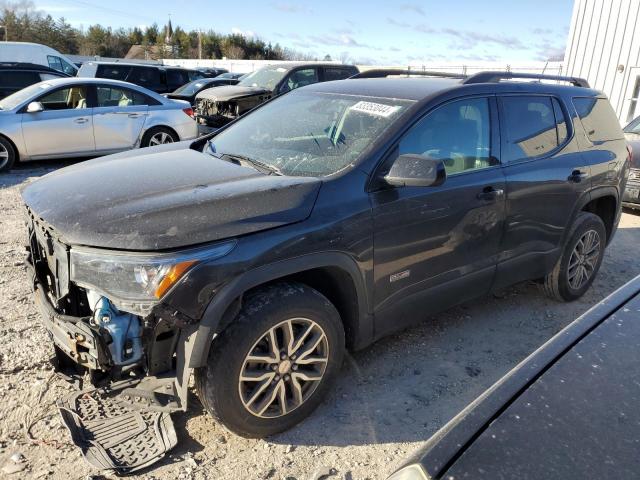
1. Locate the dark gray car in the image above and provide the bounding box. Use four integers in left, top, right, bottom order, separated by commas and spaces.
388, 274, 640, 480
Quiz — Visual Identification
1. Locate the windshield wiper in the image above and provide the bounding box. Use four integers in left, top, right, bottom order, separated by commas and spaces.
221, 153, 283, 176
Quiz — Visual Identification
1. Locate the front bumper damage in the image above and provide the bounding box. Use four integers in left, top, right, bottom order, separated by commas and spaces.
25, 210, 194, 474
194, 90, 271, 128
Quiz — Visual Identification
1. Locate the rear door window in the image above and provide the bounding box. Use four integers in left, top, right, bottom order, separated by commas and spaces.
96, 86, 150, 107
501, 96, 559, 162
127, 66, 162, 90
573, 97, 624, 142
96, 65, 130, 81
166, 69, 190, 89
187, 70, 205, 81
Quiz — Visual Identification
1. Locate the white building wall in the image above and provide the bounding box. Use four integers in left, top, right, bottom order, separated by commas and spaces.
565, 0, 640, 123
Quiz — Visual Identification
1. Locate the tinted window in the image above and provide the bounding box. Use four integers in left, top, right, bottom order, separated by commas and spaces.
399, 97, 494, 175
167, 69, 190, 87
96, 86, 149, 107
286, 68, 319, 91
187, 70, 205, 81
39, 86, 88, 110
127, 67, 162, 88
0, 71, 40, 88
324, 67, 353, 81
46, 55, 62, 72
46, 55, 76, 75
96, 65, 130, 81
574, 97, 624, 142
502, 96, 558, 162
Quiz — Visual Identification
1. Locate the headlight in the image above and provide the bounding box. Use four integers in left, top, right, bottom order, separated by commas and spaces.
387, 464, 429, 480
70, 241, 236, 302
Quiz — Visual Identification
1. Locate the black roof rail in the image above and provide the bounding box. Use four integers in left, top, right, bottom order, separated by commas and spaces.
462, 71, 590, 88
350, 68, 466, 79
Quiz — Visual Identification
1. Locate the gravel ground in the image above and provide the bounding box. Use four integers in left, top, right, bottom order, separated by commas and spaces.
2, 161, 640, 480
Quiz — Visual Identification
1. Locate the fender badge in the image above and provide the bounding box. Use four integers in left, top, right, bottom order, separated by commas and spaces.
390, 270, 410, 282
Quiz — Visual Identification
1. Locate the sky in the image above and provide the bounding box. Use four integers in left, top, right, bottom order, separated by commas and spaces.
33, 0, 575, 65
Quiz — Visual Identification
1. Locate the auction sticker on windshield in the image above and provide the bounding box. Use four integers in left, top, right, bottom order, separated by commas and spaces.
350, 101, 401, 118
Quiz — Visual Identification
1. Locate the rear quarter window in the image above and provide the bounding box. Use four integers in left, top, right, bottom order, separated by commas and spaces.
573, 97, 624, 142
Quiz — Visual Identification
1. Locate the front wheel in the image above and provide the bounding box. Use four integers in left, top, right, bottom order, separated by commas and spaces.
140, 126, 179, 148
543, 212, 606, 301
195, 282, 345, 438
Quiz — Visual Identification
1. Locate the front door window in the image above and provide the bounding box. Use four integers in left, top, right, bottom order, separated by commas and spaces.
399, 97, 495, 175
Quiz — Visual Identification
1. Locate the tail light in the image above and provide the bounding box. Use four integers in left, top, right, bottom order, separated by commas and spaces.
183, 107, 194, 119
627, 144, 633, 163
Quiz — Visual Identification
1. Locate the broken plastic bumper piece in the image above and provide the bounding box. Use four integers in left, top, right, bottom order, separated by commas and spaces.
58, 380, 177, 474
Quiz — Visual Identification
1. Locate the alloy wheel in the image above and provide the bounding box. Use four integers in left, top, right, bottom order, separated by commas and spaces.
149, 132, 174, 146
568, 229, 601, 290
238, 318, 329, 418
0, 143, 9, 170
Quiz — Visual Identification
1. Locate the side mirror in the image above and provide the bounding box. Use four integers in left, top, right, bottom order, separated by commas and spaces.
384, 154, 446, 187
26, 102, 44, 113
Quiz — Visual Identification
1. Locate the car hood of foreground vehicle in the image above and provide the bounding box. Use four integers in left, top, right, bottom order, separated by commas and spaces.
21, 148, 321, 250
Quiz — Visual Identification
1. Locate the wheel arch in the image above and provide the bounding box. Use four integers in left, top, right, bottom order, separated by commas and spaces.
187, 252, 372, 368
140, 124, 180, 146
580, 187, 619, 245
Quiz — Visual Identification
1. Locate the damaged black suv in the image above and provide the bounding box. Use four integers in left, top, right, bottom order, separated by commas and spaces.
194, 62, 358, 131
23, 71, 629, 449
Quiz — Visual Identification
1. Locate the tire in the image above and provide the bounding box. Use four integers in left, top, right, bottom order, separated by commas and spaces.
543, 212, 606, 302
0, 136, 16, 172
140, 126, 179, 148
195, 282, 345, 438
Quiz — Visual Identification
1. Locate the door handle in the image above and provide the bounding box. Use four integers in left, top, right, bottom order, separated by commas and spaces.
74, 118, 89, 124
477, 186, 504, 201
569, 169, 589, 183
128, 113, 141, 118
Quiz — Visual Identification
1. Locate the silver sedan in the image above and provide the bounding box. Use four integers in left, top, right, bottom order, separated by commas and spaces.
0, 77, 199, 172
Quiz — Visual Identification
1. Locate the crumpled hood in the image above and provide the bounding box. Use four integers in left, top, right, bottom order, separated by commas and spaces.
21, 148, 321, 251
196, 85, 271, 102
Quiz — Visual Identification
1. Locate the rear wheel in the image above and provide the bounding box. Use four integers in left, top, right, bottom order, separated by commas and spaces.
195, 282, 345, 438
543, 212, 606, 301
0, 136, 16, 172
140, 127, 179, 148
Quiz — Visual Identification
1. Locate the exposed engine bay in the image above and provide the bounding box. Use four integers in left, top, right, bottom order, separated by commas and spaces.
195, 86, 272, 127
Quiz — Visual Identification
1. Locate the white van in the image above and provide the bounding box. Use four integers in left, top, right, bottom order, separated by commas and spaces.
0, 42, 77, 75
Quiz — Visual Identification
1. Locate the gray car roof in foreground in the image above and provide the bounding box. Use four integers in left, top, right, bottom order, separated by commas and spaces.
304, 77, 463, 101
